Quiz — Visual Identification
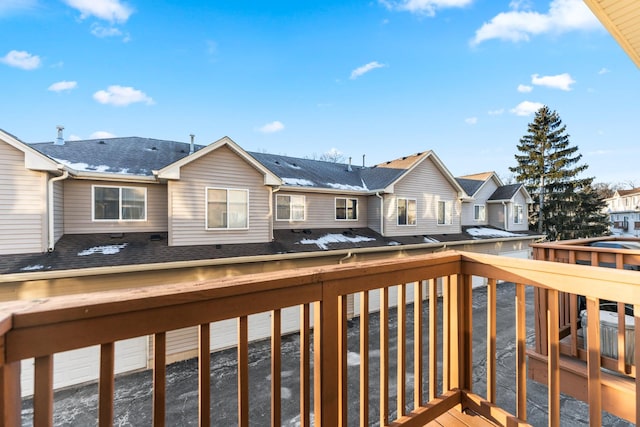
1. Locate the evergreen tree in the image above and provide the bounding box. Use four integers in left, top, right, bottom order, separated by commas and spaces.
509, 106, 609, 240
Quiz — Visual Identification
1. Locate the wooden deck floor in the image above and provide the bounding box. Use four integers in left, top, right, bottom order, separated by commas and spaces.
426, 409, 499, 427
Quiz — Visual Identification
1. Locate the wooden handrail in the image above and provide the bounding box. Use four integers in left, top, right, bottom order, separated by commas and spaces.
1, 250, 639, 426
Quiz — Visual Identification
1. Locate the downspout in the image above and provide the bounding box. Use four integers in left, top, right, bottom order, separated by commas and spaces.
376, 192, 384, 236
48, 170, 69, 252
270, 186, 280, 241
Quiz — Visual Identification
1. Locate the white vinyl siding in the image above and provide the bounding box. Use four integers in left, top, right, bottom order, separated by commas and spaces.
335, 197, 358, 221
383, 156, 461, 236
276, 194, 305, 221
437, 200, 453, 225
506, 191, 530, 231
513, 204, 523, 224
168, 145, 270, 246
63, 180, 167, 234
93, 185, 147, 221
367, 195, 382, 234
474, 204, 486, 221
53, 179, 64, 244
273, 193, 368, 230
459, 179, 497, 226
397, 198, 417, 226
0, 143, 48, 254
206, 188, 249, 229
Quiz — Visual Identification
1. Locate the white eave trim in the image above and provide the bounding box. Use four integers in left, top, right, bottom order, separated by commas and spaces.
68, 169, 159, 183
0, 129, 60, 172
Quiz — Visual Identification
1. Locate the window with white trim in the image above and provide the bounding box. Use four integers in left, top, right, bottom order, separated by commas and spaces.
473, 204, 486, 221
335, 198, 358, 220
206, 188, 249, 229
437, 200, 452, 225
397, 197, 417, 225
276, 194, 305, 221
514, 204, 524, 224
93, 185, 146, 221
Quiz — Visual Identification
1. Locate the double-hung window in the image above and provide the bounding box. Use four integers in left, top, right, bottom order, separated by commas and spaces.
474, 204, 486, 221
397, 197, 417, 225
276, 194, 305, 221
513, 204, 524, 224
93, 185, 146, 221
206, 188, 249, 229
335, 198, 358, 220
437, 200, 452, 225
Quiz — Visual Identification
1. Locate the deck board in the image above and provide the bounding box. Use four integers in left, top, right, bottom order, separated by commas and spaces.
426, 409, 499, 426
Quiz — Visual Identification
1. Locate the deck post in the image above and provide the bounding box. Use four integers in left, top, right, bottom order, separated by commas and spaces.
0, 361, 20, 427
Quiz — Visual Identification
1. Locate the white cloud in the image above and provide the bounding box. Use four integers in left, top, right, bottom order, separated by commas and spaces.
531, 73, 575, 91
350, 61, 386, 79
258, 121, 285, 134
598, 67, 610, 75
93, 85, 154, 106
90, 23, 122, 38
48, 81, 78, 92
517, 84, 533, 93
471, 0, 601, 46
63, 0, 133, 23
488, 109, 504, 115
68, 134, 82, 141
90, 131, 116, 139
510, 101, 544, 116
380, 0, 473, 16
0, 50, 41, 70
465, 117, 478, 125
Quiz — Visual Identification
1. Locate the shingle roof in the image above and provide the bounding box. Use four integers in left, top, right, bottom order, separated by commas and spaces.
455, 178, 484, 197
30, 137, 204, 176
616, 188, 640, 197
459, 171, 495, 181
488, 184, 523, 201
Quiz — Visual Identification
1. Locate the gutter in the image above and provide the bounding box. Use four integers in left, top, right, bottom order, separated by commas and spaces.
47, 170, 69, 252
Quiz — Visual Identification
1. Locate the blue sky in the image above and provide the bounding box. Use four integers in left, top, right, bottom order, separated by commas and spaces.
1, 0, 638, 184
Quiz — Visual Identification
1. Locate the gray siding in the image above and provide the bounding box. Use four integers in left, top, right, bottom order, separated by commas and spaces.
0, 143, 47, 254
383, 157, 461, 236
53, 180, 64, 243
507, 191, 530, 231
488, 204, 505, 229
273, 192, 368, 230
169, 145, 270, 246
460, 180, 496, 226
63, 179, 168, 234
367, 195, 382, 234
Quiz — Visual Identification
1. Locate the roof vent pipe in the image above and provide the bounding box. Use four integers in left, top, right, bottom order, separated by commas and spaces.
347, 157, 352, 172
362, 154, 366, 168
189, 134, 195, 154
55, 125, 65, 146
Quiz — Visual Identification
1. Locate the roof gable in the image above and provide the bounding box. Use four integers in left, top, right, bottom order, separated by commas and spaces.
1, 128, 60, 172
488, 183, 533, 203
456, 172, 503, 198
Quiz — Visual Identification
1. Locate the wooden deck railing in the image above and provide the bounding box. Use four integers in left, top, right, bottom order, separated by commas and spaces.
1, 250, 639, 426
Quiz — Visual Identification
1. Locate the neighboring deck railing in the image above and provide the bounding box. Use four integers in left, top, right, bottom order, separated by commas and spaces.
1, 250, 639, 426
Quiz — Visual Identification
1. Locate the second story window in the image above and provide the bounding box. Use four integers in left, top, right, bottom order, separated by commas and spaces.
336, 198, 358, 221
397, 198, 417, 225
437, 200, 452, 225
93, 185, 146, 221
206, 188, 249, 229
474, 204, 486, 221
514, 204, 524, 224
276, 194, 305, 221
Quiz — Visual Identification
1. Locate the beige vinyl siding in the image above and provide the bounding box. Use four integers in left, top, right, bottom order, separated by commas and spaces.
383, 157, 461, 236
508, 191, 530, 231
53, 180, 64, 243
488, 203, 505, 229
367, 195, 382, 234
63, 180, 167, 234
0, 143, 47, 254
460, 180, 496, 226
169, 145, 270, 246
272, 192, 368, 230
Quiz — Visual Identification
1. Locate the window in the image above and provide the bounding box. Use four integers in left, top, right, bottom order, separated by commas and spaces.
397, 198, 417, 225
474, 204, 486, 221
276, 194, 305, 221
335, 198, 358, 220
437, 200, 452, 225
93, 186, 146, 221
206, 188, 248, 229
514, 204, 524, 224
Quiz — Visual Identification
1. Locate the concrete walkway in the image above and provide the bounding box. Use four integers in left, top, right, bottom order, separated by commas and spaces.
21, 284, 632, 426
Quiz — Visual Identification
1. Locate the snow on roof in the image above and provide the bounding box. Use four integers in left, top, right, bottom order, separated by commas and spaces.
424, 237, 440, 243
466, 227, 524, 238
299, 233, 376, 250
56, 158, 134, 175
78, 243, 128, 256
20, 264, 45, 271
282, 177, 315, 186
326, 182, 367, 191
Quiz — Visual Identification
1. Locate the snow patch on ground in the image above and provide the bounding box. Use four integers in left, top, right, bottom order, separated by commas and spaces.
282, 177, 315, 186
466, 227, 523, 238
299, 233, 375, 250
347, 351, 360, 366
78, 243, 128, 256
